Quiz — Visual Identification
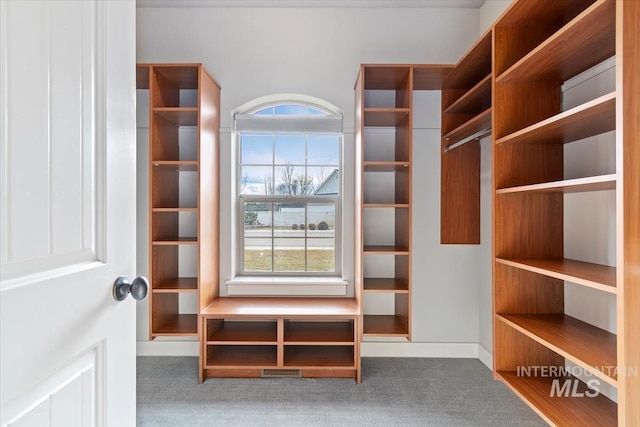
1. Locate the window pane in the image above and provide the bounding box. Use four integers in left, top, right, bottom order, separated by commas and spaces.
241, 166, 273, 195
241, 134, 272, 165
274, 134, 305, 165
274, 238, 305, 272
308, 135, 340, 165
274, 165, 313, 196
306, 107, 326, 116
274, 205, 306, 236
254, 107, 274, 116
274, 105, 307, 115
244, 245, 273, 272
307, 203, 335, 272
244, 202, 273, 272
308, 167, 338, 195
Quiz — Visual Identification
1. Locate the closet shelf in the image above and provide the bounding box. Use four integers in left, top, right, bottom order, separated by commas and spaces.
153, 107, 199, 126
443, 30, 492, 90
206, 345, 277, 368
495, 258, 616, 293
443, 74, 491, 114
152, 278, 198, 293
284, 346, 355, 368
497, 314, 618, 386
151, 161, 198, 171
496, 0, 615, 83
363, 246, 409, 255
152, 207, 198, 213
363, 108, 410, 127
442, 108, 492, 148
284, 321, 355, 344
152, 314, 198, 336
497, 372, 617, 426
363, 161, 410, 172
363, 278, 409, 293
207, 321, 277, 343
152, 237, 198, 245
363, 315, 408, 337
496, 174, 616, 195
496, 92, 616, 146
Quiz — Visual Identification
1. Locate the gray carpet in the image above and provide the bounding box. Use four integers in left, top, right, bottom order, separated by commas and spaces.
137, 357, 545, 427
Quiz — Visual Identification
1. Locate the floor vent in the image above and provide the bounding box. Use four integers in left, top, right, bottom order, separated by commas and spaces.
261, 369, 302, 378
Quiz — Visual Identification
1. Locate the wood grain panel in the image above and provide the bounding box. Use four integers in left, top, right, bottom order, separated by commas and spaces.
494, 263, 564, 314
354, 68, 364, 308
151, 114, 179, 162
441, 139, 480, 244
284, 321, 354, 344
443, 29, 492, 90
362, 65, 411, 91
201, 298, 360, 318
412, 65, 453, 90
198, 65, 221, 312
284, 346, 354, 367
617, 0, 640, 423
207, 321, 277, 343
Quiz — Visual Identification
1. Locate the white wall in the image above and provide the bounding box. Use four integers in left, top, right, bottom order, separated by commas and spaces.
136, 6, 484, 355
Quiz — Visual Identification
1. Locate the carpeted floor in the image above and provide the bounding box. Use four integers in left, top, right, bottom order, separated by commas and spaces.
137, 357, 545, 427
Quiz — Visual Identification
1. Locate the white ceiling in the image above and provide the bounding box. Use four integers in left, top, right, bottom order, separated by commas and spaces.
137, 0, 487, 9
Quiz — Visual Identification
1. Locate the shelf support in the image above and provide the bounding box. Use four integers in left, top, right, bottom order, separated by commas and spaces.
444, 127, 491, 152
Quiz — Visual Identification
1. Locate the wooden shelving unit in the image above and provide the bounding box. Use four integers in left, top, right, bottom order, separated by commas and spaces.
137, 63, 220, 339
200, 298, 361, 382
492, 0, 640, 424
355, 64, 452, 341
440, 29, 492, 244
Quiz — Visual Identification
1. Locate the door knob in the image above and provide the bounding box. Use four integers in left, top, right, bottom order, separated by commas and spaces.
112, 276, 149, 302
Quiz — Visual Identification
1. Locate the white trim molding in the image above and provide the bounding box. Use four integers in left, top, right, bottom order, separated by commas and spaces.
138, 1, 486, 9
478, 345, 493, 370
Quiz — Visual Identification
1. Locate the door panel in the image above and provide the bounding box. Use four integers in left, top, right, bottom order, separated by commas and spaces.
0, 1, 137, 426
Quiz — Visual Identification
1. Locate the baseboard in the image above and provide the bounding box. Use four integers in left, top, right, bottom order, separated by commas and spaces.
361, 342, 478, 358
137, 340, 199, 356
137, 340, 484, 359
477, 345, 493, 370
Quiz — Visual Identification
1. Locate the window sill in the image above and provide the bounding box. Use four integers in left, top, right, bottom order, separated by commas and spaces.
226, 276, 348, 296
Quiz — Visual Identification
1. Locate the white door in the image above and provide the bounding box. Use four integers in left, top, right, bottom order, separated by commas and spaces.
0, 1, 138, 426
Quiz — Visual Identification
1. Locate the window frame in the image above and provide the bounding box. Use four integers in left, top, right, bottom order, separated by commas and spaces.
234, 100, 343, 278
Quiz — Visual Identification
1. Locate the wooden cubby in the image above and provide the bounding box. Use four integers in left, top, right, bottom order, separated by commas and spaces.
355, 64, 452, 340
440, 29, 492, 245
492, 0, 640, 425
137, 63, 220, 339
200, 298, 361, 382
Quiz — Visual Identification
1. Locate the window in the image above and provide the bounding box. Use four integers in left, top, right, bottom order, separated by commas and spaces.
235, 99, 343, 276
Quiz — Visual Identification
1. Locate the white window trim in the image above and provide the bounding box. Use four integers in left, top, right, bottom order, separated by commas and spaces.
225, 276, 348, 296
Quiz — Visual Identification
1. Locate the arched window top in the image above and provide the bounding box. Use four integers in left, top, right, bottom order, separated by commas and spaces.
253, 104, 327, 116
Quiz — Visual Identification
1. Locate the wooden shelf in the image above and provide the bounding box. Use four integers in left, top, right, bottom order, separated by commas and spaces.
152, 314, 198, 336
363, 203, 410, 209
152, 207, 198, 213
444, 74, 491, 114
496, 92, 616, 146
363, 246, 409, 255
497, 314, 618, 385
152, 65, 200, 89
152, 278, 198, 293
363, 315, 408, 337
497, 0, 615, 83
442, 108, 491, 148
412, 65, 454, 90
362, 65, 411, 90
207, 321, 277, 344
496, 258, 616, 294
153, 107, 198, 126
363, 278, 409, 293
496, 174, 616, 195
284, 346, 354, 367
284, 321, 354, 344
201, 298, 361, 319
206, 345, 277, 368
364, 108, 410, 127
443, 30, 492, 90
497, 371, 617, 426
152, 237, 198, 245
362, 161, 410, 172
151, 161, 198, 171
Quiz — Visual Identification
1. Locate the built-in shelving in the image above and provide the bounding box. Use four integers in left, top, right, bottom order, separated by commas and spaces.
363, 278, 409, 293
442, 108, 491, 148
492, 0, 640, 423
443, 74, 491, 115
363, 315, 408, 337
495, 93, 616, 146
497, 314, 617, 385
138, 63, 220, 340
497, 372, 618, 426
495, 258, 616, 294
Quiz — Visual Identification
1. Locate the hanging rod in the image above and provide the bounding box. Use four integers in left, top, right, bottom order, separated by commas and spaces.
444, 127, 492, 153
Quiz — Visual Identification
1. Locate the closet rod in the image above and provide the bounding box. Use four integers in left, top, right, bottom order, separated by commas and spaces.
444, 127, 491, 152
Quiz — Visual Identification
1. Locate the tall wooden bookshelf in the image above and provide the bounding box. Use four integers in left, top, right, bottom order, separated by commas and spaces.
354, 65, 451, 340
491, 0, 640, 425
137, 64, 220, 340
